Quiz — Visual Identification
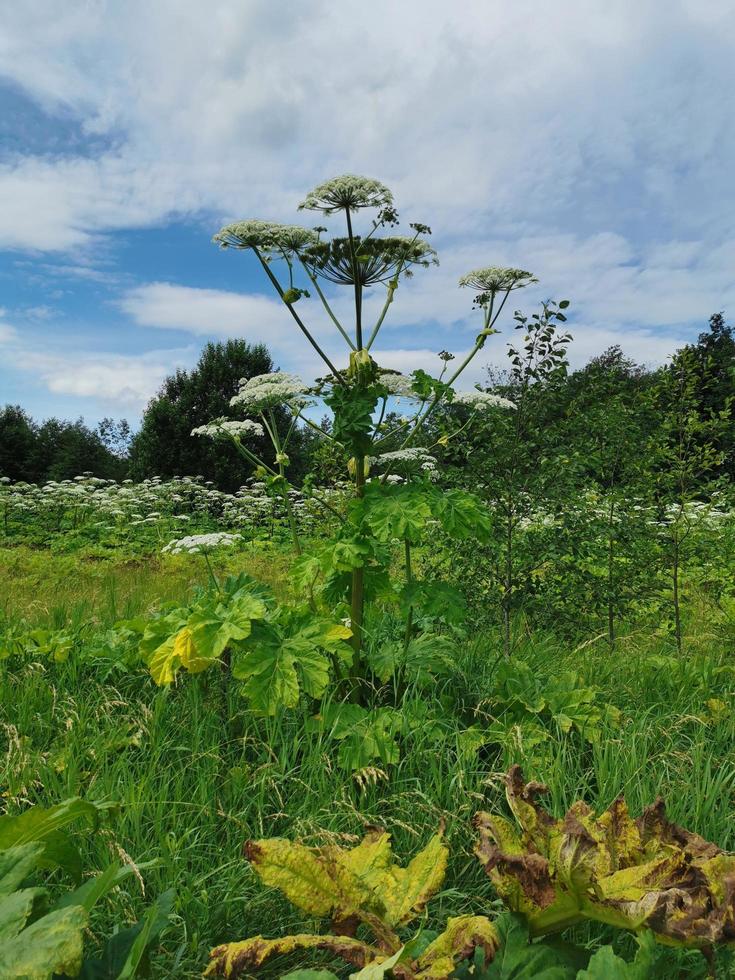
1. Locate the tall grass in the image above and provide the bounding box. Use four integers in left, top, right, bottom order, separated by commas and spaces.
2, 547, 734, 976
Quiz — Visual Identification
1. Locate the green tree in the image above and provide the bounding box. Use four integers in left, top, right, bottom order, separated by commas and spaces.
129, 340, 309, 491
0, 405, 39, 481
442, 301, 571, 656
649, 348, 730, 653
0, 406, 126, 482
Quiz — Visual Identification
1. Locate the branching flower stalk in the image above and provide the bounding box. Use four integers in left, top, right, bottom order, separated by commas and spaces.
213, 175, 536, 674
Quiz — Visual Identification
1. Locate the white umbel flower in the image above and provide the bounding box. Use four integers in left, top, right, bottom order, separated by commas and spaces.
372, 447, 437, 472
162, 532, 242, 555
230, 372, 310, 411
379, 372, 421, 399
298, 174, 393, 214
191, 419, 265, 439
452, 391, 517, 412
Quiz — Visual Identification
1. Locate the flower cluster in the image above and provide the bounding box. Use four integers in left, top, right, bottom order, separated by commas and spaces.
451, 391, 517, 412
372, 447, 437, 474
459, 267, 537, 293
230, 373, 311, 412
380, 372, 421, 400
298, 174, 394, 214
191, 419, 265, 440
212, 220, 318, 254
303, 236, 436, 286
161, 532, 242, 555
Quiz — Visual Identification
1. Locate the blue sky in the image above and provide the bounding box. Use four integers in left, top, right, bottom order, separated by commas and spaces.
1, 0, 734, 425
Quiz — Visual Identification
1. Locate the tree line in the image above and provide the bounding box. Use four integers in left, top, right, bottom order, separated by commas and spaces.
1, 315, 733, 493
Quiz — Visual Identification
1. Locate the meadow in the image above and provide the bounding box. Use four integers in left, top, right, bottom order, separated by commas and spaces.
3, 174, 735, 979
2, 478, 735, 978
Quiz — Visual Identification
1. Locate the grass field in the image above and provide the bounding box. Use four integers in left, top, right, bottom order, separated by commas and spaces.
3, 543, 735, 977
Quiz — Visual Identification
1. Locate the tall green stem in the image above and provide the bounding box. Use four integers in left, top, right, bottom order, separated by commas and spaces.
268, 409, 302, 556
253, 249, 344, 383
345, 208, 363, 349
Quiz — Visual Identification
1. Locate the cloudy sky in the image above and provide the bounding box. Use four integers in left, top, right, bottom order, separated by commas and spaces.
1, 0, 734, 423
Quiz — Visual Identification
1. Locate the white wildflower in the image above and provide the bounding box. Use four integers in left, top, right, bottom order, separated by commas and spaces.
213, 220, 318, 253
230, 372, 311, 411
380, 372, 421, 399
452, 390, 517, 412
372, 448, 437, 473
459, 267, 537, 293
162, 532, 242, 556
191, 418, 265, 439
298, 174, 393, 214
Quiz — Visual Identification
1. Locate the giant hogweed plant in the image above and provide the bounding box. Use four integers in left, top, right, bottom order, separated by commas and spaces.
141, 174, 537, 712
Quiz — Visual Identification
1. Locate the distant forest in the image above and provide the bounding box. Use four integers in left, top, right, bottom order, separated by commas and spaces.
2, 315, 733, 488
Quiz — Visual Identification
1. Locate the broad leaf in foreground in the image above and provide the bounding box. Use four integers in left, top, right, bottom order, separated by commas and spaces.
475, 765, 735, 947
206, 828, 500, 979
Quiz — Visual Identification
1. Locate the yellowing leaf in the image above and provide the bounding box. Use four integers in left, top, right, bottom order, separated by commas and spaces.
205, 933, 376, 978
414, 915, 500, 980
0, 904, 87, 979
476, 765, 735, 947
246, 828, 448, 929
174, 627, 214, 674
146, 635, 179, 686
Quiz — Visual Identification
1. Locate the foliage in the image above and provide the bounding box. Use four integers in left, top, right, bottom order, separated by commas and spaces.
0, 404, 128, 484
205, 827, 500, 979
0, 797, 172, 979
129, 340, 312, 491
476, 765, 735, 947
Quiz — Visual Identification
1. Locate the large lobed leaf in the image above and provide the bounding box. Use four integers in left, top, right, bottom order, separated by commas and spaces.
243, 827, 448, 933
475, 765, 735, 947
233, 613, 352, 715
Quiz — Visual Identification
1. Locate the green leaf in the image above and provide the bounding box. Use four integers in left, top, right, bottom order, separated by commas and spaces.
238, 641, 300, 716
0, 887, 46, 945
576, 933, 656, 979
428, 489, 492, 540
0, 843, 44, 895
313, 704, 403, 769
0, 903, 87, 979
0, 798, 103, 882
79, 888, 175, 980
189, 592, 267, 659
363, 484, 432, 543
326, 385, 380, 456
399, 580, 466, 626
476, 915, 576, 979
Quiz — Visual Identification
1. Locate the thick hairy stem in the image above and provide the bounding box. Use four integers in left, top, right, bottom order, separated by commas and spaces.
345, 208, 363, 349
349, 456, 366, 678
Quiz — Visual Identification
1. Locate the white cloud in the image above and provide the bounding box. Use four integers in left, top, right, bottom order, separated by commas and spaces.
12, 346, 195, 411
0, 322, 17, 344
1, 0, 734, 252
120, 282, 290, 339
1, 0, 734, 418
